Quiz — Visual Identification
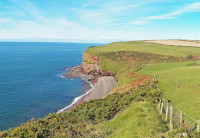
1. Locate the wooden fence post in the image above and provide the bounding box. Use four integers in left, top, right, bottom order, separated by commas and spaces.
163, 98, 165, 110
197, 120, 200, 132
165, 101, 168, 121
158, 99, 161, 108
160, 100, 163, 114
170, 106, 173, 131
180, 111, 183, 128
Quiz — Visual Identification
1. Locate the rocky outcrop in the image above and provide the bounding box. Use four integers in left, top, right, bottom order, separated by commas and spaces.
82, 52, 116, 77
64, 51, 116, 81
64, 65, 94, 81
82, 52, 101, 75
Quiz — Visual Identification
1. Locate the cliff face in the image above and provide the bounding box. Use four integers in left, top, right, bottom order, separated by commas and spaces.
82, 52, 115, 77
64, 51, 115, 81
82, 52, 101, 75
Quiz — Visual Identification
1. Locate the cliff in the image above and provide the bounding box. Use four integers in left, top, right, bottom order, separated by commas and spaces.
82, 52, 115, 77
65, 51, 115, 81
82, 52, 101, 75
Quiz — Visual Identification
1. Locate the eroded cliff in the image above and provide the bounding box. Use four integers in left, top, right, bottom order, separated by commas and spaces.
82, 52, 115, 77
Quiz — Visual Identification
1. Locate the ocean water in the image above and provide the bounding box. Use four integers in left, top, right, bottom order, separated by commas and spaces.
0, 42, 100, 130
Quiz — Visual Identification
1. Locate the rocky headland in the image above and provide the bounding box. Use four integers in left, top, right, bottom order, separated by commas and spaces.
59, 51, 117, 112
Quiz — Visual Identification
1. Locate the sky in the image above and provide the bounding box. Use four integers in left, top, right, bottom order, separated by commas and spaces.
0, 0, 200, 43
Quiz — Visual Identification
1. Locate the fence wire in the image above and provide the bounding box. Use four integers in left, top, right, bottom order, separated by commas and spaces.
153, 75, 199, 133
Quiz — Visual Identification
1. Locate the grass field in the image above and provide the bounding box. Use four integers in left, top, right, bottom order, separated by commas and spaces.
87, 41, 200, 57
138, 60, 200, 119
86, 41, 200, 120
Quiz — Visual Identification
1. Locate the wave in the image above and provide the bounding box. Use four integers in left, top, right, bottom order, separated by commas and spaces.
58, 74, 74, 80
59, 74, 66, 79
57, 80, 94, 113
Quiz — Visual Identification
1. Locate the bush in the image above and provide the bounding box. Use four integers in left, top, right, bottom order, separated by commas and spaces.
0, 82, 161, 138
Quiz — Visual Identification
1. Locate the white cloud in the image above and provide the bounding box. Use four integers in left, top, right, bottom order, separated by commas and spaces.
73, 0, 154, 25
0, 18, 10, 23
184, 2, 200, 12
0, 17, 145, 43
9, 0, 46, 21
105, 1, 148, 12
0, 19, 90, 39
0, 0, 200, 42
130, 20, 150, 25
144, 2, 200, 20
128, 2, 200, 27
0, 0, 100, 41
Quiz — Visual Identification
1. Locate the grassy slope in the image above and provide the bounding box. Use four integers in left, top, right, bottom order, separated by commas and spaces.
86, 41, 200, 120
104, 102, 167, 138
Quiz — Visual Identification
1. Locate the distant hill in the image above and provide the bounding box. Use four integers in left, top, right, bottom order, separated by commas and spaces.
145, 40, 200, 47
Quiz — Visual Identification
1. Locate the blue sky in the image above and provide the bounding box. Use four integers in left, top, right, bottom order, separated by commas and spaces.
0, 0, 200, 42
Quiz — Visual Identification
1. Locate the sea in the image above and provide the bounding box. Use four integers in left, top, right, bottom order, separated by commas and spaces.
0, 42, 101, 130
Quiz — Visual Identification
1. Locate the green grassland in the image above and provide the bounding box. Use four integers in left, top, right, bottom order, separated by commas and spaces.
87, 41, 200, 57
86, 41, 200, 120
138, 60, 200, 119
86, 41, 200, 136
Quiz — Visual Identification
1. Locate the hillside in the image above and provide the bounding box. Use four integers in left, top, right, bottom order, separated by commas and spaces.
1, 40, 200, 137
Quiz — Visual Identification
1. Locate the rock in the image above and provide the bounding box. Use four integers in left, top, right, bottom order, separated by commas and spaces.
65, 65, 94, 81
65, 52, 116, 81
82, 52, 116, 77
82, 53, 102, 75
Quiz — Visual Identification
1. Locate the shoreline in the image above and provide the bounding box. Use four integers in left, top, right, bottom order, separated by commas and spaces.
84, 76, 116, 102
57, 80, 94, 113
57, 65, 116, 113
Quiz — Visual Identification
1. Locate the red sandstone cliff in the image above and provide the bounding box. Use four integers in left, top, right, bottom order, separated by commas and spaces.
82, 52, 115, 77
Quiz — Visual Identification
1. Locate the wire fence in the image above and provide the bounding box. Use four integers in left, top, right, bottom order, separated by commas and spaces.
153, 75, 200, 134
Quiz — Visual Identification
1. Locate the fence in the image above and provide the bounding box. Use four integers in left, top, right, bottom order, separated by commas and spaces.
153, 75, 200, 133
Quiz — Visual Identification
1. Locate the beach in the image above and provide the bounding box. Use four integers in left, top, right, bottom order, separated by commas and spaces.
57, 66, 116, 113
84, 76, 116, 101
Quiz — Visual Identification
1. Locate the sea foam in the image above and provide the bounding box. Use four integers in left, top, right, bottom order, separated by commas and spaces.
57, 80, 94, 113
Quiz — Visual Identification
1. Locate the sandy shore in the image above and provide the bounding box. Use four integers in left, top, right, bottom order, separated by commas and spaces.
84, 76, 116, 101
145, 40, 200, 47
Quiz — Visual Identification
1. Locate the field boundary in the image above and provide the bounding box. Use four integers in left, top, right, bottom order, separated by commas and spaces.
153, 75, 200, 134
